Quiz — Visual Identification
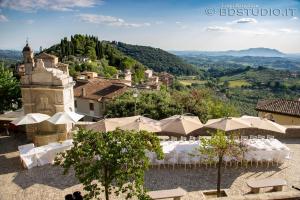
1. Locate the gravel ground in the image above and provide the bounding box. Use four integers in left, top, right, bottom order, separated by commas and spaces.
1, 133, 299, 200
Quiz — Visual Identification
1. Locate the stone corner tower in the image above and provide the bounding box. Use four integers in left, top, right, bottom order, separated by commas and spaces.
20, 42, 75, 146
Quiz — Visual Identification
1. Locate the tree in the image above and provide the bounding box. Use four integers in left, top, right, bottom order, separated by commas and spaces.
55, 129, 163, 200
199, 131, 244, 197
105, 90, 181, 120
0, 66, 21, 113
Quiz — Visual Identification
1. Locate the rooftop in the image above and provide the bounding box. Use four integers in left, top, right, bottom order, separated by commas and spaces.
35, 52, 57, 60
256, 99, 300, 117
74, 78, 128, 101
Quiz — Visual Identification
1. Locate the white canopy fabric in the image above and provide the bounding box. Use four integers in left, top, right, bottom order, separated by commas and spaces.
47, 111, 84, 124
119, 117, 161, 132
240, 115, 286, 134
205, 117, 252, 132
160, 115, 203, 135
11, 113, 50, 125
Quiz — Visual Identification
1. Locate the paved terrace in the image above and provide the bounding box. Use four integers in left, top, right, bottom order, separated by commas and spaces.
1, 133, 300, 200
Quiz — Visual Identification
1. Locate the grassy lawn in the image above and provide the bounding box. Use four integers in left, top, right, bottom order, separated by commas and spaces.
179, 80, 207, 86
228, 80, 251, 88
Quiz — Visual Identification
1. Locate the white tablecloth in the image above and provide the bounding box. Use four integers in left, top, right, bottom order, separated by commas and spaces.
156, 139, 290, 165
20, 141, 73, 169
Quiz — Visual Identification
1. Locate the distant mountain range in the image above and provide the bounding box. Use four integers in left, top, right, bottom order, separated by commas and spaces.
0, 50, 22, 60
171, 48, 288, 57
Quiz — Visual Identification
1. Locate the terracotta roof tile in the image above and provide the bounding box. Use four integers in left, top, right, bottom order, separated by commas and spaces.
35, 52, 57, 59
74, 78, 128, 101
256, 99, 300, 117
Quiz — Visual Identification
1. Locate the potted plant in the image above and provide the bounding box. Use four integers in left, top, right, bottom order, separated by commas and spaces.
199, 130, 244, 198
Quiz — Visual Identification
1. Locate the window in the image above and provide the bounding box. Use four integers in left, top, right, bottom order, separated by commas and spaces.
74, 100, 77, 108
89, 102, 94, 111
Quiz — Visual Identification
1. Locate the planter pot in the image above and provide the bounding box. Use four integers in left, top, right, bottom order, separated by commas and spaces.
200, 189, 229, 199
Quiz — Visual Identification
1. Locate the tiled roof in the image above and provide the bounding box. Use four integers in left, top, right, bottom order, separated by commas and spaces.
256, 99, 300, 117
74, 78, 128, 101
35, 52, 57, 59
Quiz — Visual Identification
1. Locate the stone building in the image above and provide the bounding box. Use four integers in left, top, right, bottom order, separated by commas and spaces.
256, 99, 300, 125
159, 72, 174, 87
74, 78, 129, 121
20, 42, 75, 146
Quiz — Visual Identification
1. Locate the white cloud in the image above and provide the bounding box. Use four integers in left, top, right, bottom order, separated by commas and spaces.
0, 14, 8, 22
230, 18, 258, 24
155, 21, 163, 25
205, 26, 232, 32
0, 0, 99, 11
25, 19, 34, 24
279, 28, 300, 33
78, 14, 151, 27
290, 17, 298, 20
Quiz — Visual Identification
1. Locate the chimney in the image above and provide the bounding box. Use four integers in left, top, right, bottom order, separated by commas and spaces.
81, 88, 86, 96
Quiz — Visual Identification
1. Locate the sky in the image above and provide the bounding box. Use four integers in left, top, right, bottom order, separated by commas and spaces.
0, 0, 300, 53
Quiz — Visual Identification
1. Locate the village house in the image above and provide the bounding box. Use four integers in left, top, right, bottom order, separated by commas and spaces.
256, 99, 300, 125
159, 72, 174, 87
74, 78, 129, 121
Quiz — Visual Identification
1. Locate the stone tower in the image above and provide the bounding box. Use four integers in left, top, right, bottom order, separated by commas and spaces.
20, 42, 75, 146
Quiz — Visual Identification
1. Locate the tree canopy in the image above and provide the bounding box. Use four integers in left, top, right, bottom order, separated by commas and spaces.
44, 34, 145, 82
0, 65, 21, 113
55, 128, 163, 200
115, 42, 202, 76
105, 88, 239, 122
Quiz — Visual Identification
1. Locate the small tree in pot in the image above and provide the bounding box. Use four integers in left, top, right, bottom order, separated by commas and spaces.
199, 130, 244, 197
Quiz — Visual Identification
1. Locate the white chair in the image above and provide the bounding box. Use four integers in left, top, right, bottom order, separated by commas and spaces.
166, 151, 178, 170
267, 135, 275, 139
243, 152, 253, 168
18, 143, 35, 154
189, 136, 195, 141
178, 151, 190, 170
146, 151, 155, 167
171, 136, 177, 141
241, 136, 248, 141
249, 135, 257, 139
211, 156, 219, 168
153, 154, 165, 169
253, 151, 263, 167
274, 150, 286, 166
180, 136, 187, 142
223, 155, 232, 168
261, 150, 274, 167
200, 155, 210, 168
285, 151, 294, 167
190, 150, 201, 168
258, 135, 265, 139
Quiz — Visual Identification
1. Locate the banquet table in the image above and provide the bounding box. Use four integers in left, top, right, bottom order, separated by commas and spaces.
19, 141, 73, 169
156, 139, 290, 165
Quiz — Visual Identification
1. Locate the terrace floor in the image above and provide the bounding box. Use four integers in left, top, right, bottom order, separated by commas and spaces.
1, 132, 300, 200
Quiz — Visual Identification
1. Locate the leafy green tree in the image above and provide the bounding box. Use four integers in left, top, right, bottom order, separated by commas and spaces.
105, 90, 181, 119
103, 65, 118, 78
0, 66, 21, 113
199, 131, 244, 197
55, 129, 163, 200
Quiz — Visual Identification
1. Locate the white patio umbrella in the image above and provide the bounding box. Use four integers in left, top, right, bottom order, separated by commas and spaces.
159, 115, 204, 135
240, 115, 286, 133
205, 117, 252, 132
47, 111, 84, 124
11, 113, 50, 125
118, 116, 161, 132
